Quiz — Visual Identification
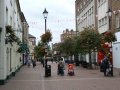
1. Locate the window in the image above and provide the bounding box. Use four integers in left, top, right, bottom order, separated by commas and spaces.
99, 20, 102, 27
6, 7, 8, 25
80, 4, 82, 9
105, 16, 107, 24
115, 14, 120, 28
98, 0, 106, 7
32, 40, 35, 45
102, 18, 104, 25
10, 16, 12, 26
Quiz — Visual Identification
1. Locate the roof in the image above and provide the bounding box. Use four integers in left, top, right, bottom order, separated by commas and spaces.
28, 34, 36, 38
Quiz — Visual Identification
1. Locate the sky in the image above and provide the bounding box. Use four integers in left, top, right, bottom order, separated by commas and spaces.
19, 0, 76, 44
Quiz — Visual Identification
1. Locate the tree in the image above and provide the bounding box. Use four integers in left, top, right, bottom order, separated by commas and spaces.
34, 41, 46, 58
60, 37, 76, 60
77, 27, 101, 68
98, 31, 117, 55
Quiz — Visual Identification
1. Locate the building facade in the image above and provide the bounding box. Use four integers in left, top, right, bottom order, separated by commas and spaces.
0, 0, 28, 85
20, 12, 29, 65
28, 34, 36, 60
97, 0, 120, 33
75, 0, 97, 32
61, 29, 77, 42
75, 0, 120, 67
75, 0, 97, 63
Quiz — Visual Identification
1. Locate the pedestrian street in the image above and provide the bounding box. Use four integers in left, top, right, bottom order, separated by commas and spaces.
0, 62, 120, 90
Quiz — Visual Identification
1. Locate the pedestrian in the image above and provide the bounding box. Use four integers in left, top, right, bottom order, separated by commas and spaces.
51, 59, 53, 63
27, 59, 31, 67
57, 60, 64, 75
101, 56, 109, 76
32, 59, 36, 68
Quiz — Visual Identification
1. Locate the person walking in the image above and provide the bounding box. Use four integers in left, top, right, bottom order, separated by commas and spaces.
32, 59, 36, 68
101, 56, 109, 76
27, 59, 31, 67
57, 60, 64, 75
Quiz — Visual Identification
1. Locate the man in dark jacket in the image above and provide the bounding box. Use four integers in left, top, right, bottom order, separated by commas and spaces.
101, 56, 109, 76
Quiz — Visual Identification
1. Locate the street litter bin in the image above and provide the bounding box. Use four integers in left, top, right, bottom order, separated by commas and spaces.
45, 65, 51, 77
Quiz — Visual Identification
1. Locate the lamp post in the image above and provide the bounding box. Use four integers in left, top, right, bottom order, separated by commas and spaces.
106, 8, 112, 31
43, 8, 48, 77
43, 8, 48, 33
106, 8, 113, 76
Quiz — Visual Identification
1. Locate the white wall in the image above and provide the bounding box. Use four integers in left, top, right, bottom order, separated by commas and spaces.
113, 42, 120, 68
0, 0, 23, 81
77, 1, 95, 32
113, 32, 120, 68
0, 0, 7, 80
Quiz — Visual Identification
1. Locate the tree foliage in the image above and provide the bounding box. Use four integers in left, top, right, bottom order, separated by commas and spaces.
77, 27, 101, 53
34, 41, 46, 58
60, 37, 76, 58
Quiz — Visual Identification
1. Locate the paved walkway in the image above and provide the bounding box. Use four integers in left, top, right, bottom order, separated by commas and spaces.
0, 62, 120, 90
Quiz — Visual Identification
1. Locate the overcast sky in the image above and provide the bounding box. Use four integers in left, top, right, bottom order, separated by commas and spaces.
19, 0, 75, 44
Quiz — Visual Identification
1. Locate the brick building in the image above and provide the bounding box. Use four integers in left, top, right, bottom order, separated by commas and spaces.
60, 29, 77, 42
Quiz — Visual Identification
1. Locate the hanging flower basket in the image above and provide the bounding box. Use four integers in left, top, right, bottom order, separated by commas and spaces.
41, 31, 52, 43
5, 25, 21, 44
17, 47, 23, 53
104, 31, 117, 43
6, 25, 14, 34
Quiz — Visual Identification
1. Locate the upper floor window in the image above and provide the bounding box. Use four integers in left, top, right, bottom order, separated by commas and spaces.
10, 16, 12, 26
98, 0, 106, 7
6, 7, 8, 25
98, 16, 107, 27
115, 14, 120, 28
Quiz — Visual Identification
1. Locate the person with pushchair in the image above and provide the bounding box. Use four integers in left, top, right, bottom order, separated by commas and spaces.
57, 60, 64, 76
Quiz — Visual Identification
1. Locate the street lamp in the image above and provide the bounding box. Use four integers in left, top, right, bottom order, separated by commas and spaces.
106, 8, 113, 76
43, 8, 48, 33
106, 8, 112, 31
43, 8, 48, 77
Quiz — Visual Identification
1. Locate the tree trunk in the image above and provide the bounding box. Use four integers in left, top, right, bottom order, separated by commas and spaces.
71, 55, 72, 61
89, 49, 92, 69
74, 53, 79, 66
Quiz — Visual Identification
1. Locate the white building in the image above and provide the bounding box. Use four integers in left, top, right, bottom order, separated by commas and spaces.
75, 0, 97, 32
113, 31, 120, 68
97, 0, 109, 34
0, 0, 25, 85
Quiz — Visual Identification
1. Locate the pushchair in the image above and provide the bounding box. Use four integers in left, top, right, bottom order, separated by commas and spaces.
67, 64, 74, 76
